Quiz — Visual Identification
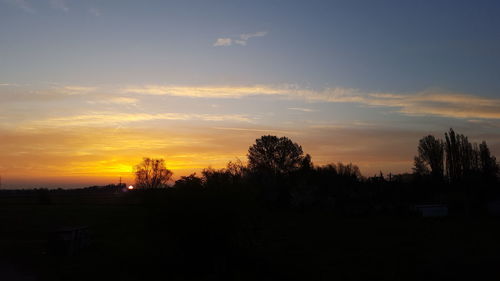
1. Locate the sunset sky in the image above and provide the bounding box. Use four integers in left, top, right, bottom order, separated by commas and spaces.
1, 0, 500, 188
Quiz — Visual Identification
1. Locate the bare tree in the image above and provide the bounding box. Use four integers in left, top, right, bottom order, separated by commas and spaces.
336, 162, 362, 179
134, 158, 173, 188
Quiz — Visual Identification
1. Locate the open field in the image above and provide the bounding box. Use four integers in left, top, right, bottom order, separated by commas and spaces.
1, 190, 500, 281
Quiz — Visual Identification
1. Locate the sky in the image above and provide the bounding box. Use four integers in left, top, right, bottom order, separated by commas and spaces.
1, 0, 500, 188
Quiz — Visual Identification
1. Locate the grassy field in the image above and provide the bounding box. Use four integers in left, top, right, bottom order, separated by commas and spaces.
1, 190, 500, 280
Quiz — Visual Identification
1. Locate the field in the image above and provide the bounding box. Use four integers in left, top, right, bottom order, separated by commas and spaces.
1, 189, 500, 281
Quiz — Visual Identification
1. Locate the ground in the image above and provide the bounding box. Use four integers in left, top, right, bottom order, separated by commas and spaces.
1, 190, 500, 280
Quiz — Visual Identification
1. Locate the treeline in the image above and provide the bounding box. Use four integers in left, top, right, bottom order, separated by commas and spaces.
133, 131, 499, 216
414, 128, 498, 183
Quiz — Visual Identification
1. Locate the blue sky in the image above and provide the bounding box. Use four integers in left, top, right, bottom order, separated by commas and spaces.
1, 0, 500, 187
2, 0, 500, 92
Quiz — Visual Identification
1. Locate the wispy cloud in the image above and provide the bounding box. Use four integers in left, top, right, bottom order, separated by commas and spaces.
87, 97, 139, 105
294, 88, 500, 120
213, 31, 268, 47
240, 31, 268, 41
123, 84, 500, 120
344, 91, 500, 120
123, 85, 288, 98
234, 40, 246, 46
123, 84, 360, 103
288, 107, 317, 112
23, 112, 253, 129
107, 97, 138, 104
212, 126, 294, 135
5, 83, 500, 121
57, 86, 97, 95
213, 38, 232, 47
50, 0, 68, 12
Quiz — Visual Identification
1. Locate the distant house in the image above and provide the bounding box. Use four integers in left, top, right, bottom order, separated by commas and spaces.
414, 204, 448, 217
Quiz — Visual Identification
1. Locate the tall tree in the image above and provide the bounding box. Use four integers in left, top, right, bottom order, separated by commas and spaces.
248, 135, 309, 175
479, 141, 499, 180
444, 128, 498, 182
445, 128, 462, 182
134, 158, 173, 188
417, 135, 444, 179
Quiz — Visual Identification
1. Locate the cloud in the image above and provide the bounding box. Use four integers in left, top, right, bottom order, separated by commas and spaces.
50, 0, 68, 12
5, 83, 500, 124
234, 40, 246, 46
212, 126, 294, 135
213, 31, 268, 47
107, 97, 138, 104
295, 88, 500, 120
123, 84, 500, 120
213, 38, 232, 47
57, 86, 96, 95
86, 97, 139, 105
0, 85, 100, 106
22, 112, 253, 129
288, 107, 317, 112
123, 85, 288, 98
240, 31, 268, 41
351, 91, 500, 119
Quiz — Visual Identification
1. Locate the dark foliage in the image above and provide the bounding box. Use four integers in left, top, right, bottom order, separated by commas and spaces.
247, 135, 310, 175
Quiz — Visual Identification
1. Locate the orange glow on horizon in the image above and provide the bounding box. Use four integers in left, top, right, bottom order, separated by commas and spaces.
0, 122, 425, 188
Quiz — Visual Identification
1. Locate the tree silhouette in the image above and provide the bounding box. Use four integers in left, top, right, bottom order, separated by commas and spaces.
174, 173, 203, 190
335, 162, 362, 179
416, 135, 444, 179
134, 158, 173, 188
413, 156, 430, 176
444, 128, 492, 182
248, 135, 309, 175
479, 141, 499, 180
202, 161, 246, 190
445, 128, 460, 182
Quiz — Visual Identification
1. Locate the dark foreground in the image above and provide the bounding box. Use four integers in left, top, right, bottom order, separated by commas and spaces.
1, 189, 500, 281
